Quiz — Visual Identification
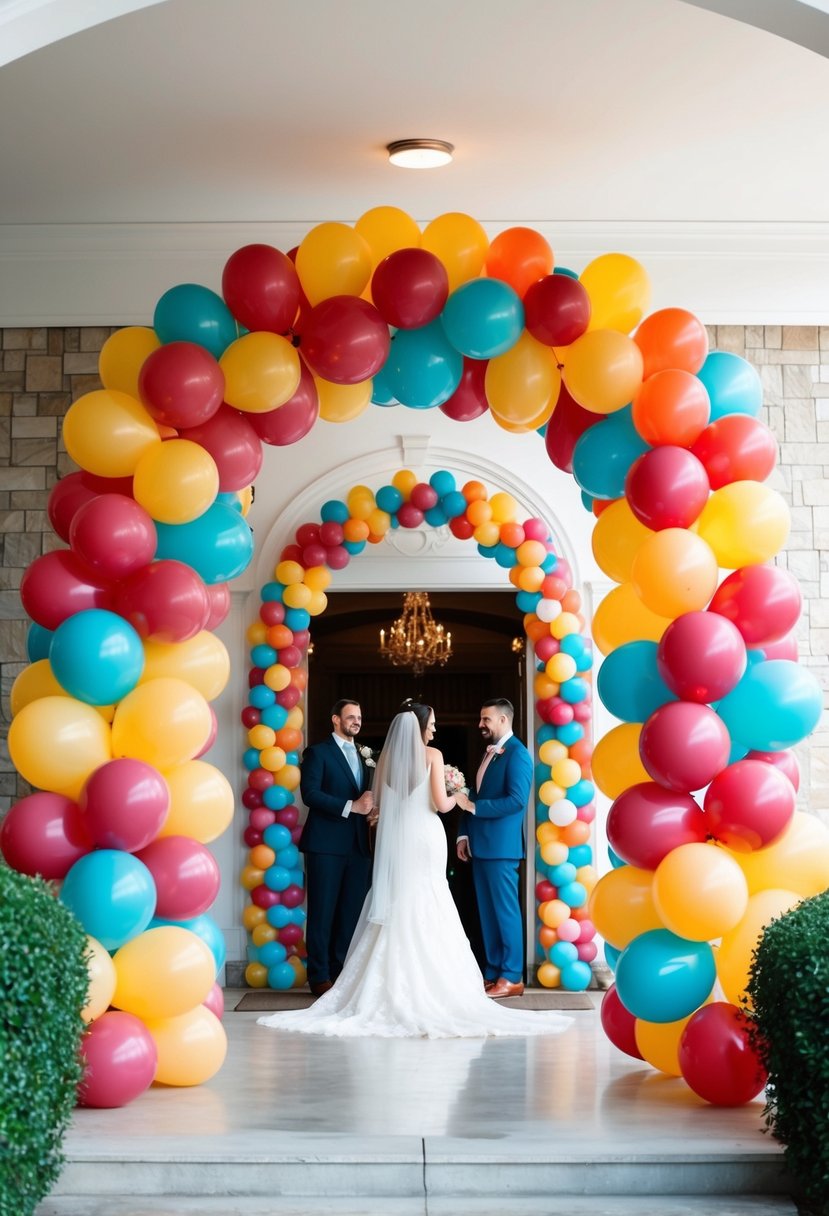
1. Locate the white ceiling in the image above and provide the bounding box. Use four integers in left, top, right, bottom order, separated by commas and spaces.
1, 0, 829, 322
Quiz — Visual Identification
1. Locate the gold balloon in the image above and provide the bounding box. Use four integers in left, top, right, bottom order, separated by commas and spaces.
421, 212, 489, 293
652, 843, 749, 942
562, 329, 644, 414
580, 253, 651, 334
81, 936, 117, 1024
133, 439, 219, 525
631, 529, 719, 619
315, 376, 372, 422
485, 333, 559, 424
296, 222, 372, 305
220, 332, 301, 414
112, 927, 215, 1020
8, 695, 112, 800
696, 482, 791, 568
99, 327, 161, 400
141, 632, 230, 702
158, 760, 233, 844
144, 1005, 227, 1087
591, 582, 672, 655
588, 865, 663, 950
63, 389, 160, 478
730, 811, 829, 898
111, 677, 212, 770
635, 1010, 704, 1077
591, 722, 649, 799
355, 206, 421, 268
716, 888, 801, 1008
592, 499, 654, 585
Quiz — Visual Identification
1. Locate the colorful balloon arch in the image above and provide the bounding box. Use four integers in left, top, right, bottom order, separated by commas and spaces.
3, 205, 828, 1111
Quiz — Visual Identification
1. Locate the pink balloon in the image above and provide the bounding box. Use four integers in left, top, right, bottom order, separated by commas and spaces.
639, 702, 732, 793
180, 405, 263, 492
69, 493, 157, 579
195, 705, 218, 758
577, 941, 598, 962
371, 248, 449, 329
757, 631, 798, 662
607, 781, 707, 869
625, 446, 710, 531
523, 517, 550, 542
114, 559, 210, 642
576, 918, 596, 942
325, 545, 350, 570
397, 502, 424, 529
79, 759, 170, 852
708, 565, 802, 647
746, 748, 800, 792
600, 984, 643, 1060
410, 483, 439, 511
222, 243, 301, 335
657, 611, 747, 703
135, 836, 220, 920
704, 759, 796, 852
20, 550, 112, 630
204, 582, 231, 630
557, 918, 581, 943
278, 923, 303, 947
138, 341, 225, 429
0, 791, 92, 879
535, 636, 560, 662
524, 274, 591, 346
202, 980, 225, 1021
249, 359, 319, 446
439, 357, 489, 422
300, 296, 390, 385
249, 808, 277, 832
78, 1011, 157, 1108
678, 1003, 767, 1106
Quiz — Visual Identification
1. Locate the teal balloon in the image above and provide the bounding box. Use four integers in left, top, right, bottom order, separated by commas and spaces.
376, 484, 403, 514
50, 608, 144, 705
155, 501, 254, 584
572, 406, 650, 500
616, 929, 716, 1023
26, 621, 54, 662
384, 320, 463, 409
561, 960, 592, 991
430, 470, 456, 497
150, 912, 225, 976
554, 266, 579, 280
716, 659, 822, 751
597, 640, 676, 722
321, 499, 349, 524
60, 851, 156, 951
440, 279, 524, 359
696, 351, 762, 422
153, 283, 238, 359
371, 362, 398, 406
441, 490, 467, 519
268, 961, 297, 990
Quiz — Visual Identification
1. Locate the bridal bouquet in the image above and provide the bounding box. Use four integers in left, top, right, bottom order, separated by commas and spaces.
444, 765, 467, 796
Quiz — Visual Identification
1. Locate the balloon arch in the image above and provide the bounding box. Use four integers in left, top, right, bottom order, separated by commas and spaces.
3, 206, 827, 1111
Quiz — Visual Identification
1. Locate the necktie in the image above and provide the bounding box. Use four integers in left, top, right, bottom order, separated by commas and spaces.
344, 742, 361, 782
475, 744, 499, 789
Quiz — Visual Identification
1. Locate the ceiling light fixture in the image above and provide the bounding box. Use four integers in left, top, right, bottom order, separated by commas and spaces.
387, 139, 454, 169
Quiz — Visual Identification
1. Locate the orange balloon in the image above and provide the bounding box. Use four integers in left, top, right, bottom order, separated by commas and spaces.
562, 330, 644, 414
634, 308, 709, 378
462, 480, 487, 503
631, 529, 719, 619
588, 865, 663, 950
560, 820, 591, 847
592, 582, 671, 655
485, 227, 554, 298
632, 369, 711, 447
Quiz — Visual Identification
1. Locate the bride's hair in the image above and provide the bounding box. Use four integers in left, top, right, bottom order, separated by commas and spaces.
398, 698, 432, 739
367, 708, 429, 925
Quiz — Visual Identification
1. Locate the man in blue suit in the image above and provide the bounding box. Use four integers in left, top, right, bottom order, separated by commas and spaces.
299, 699, 375, 995
456, 698, 533, 999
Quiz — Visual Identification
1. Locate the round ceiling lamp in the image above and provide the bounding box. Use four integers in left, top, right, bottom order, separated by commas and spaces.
386, 139, 454, 169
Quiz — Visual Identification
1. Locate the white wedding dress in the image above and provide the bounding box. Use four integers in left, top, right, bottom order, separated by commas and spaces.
258, 718, 572, 1040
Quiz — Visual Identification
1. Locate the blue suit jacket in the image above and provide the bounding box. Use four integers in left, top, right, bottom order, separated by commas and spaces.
299, 735, 372, 857
460, 735, 532, 861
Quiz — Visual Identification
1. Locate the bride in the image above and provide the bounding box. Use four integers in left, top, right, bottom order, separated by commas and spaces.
257, 701, 572, 1039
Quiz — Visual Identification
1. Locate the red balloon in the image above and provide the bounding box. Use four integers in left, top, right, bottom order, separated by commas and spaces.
296, 523, 320, 547
278, 923, 303, 947
708, 565, 802, 647
678, 1002, 767, 1106
325, 545, 350, 570
260, 601, 285, 626
397, 502, 424, 529
600, 984, 643, 1059
78, 1011, 157, 1109
536, 880, 556, 902
135, 835, 220, 919
69, 493, 157, 579
249, 358, 319, 446
410, 483, 439, 511
704, 759, 796, 852
241, 706, 261, 729
249, 807, 276, 832
114, 559, 210, 642
300, 296, 390, 385
301, 543, 327, 568
607, 781, 708, 870
0, 792, 92, 879
180, 405, 263, 492
746, 747, 800, 792
280, 883, 305, 909
204, 582, 231, 630
195, 704, 218, 758
251, 884, 281, 908
241, 788, 263, 810
691, 414, 778, 489
449, 516, 475, 540
276, 686, 301, 709
640, 702, 731, 793
371, 248, 449, 329
222, 243, 301, 335
48, 472, 135, 542
625, 446, 710, 531
758, 632, 798, 662
79, 758, 170, 853
138, 341, 225, 429
20, 550, 112, 630
544, 384, 601, 474
439, 357, 489, 422
275, 805, 299, 829
657, 611, 747, 703
524, 274, 591, 347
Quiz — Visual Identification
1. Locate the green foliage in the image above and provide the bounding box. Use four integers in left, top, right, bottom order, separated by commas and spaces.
0, 866, 89, 1216
747, 890, 829, 1215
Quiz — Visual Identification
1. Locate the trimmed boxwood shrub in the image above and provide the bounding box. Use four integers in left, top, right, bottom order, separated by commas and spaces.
747, 890, 829, 1216
0, 865, 89, 1216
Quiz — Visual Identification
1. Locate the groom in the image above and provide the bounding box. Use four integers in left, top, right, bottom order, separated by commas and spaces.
455, 698, 533, 999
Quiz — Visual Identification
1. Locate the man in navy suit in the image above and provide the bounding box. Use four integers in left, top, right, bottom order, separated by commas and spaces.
456, 698, 533, 999
299, 699, 375, 995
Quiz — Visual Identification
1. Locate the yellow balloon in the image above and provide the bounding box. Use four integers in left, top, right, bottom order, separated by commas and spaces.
315, 376, 372, 422
303, 565, 332, 592
237, 485, 254, 516
731, 811, 829, 898
540, 842, 569, 868
367, 507, 391, 537
355, 205, 421, 267
259, 745, 287, 773
551, 758, 581, 789
307, 589, 328, 616
81, 936, 117, 1024
275, 763, 301, 791
631, 528, 719, 618
275, 559, 304, 585
474, 521, 501, 547
592, 499, 654, 584
11, 660, 65, 716
158, 760, 233, 843
8, 695, 111, 800
696, 482, 791, 568
264, 664, 291, 692
485, 333, 559, 424
392, 469, 417, 498
592, 582, 672, 655
652, 844, 748, 941
421, 212, 489, 292
245, 962, 268, 987
716, 888, 801, 1007
98, 327, 161, 399
580, 253, 651, 334
247, 621, 268, 646
145, 1005, 227, 1086
563, 329, 644, 414
539, 739, 568, 766
141, 632, 229, 701
537, 962, 562, 989
283, 583, 312, 610
588, 865, 663, 950
635, 1012, 699, 1077
133, 439, 219, 525
63, 390, 160, 478
111, 677, 212, 770
296, 222, 372, 305
546, 655, 577, 685
220, 332, 301, 414
112, 926, 215, 1020
591, 722, 649, 799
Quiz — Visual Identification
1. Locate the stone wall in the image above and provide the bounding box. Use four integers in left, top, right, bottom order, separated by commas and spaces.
1, 324, 827, 816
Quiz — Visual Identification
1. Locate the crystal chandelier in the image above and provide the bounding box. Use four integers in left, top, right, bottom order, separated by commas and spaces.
379, 592, 452, 676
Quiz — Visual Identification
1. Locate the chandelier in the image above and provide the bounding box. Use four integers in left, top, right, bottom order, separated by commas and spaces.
379, 592, 452, 676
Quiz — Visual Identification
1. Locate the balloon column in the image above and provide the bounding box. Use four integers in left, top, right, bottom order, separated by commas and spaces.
241, 469, 598, 991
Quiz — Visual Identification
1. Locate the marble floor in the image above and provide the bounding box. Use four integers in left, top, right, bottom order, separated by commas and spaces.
39, 992, 797, 1216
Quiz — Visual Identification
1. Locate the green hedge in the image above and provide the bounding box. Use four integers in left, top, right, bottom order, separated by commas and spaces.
0, 866, 89, 1216
748, 890, 829, 1215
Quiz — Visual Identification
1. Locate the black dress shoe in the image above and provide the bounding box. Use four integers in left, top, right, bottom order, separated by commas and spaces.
309, 981, 334, 996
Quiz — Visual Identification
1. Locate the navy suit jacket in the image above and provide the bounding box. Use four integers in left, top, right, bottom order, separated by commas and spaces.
460, 735, 532, 861
299, 735, 372, 858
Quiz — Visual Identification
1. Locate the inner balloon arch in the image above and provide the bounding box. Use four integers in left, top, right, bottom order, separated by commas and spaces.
6, 206, 824, 1109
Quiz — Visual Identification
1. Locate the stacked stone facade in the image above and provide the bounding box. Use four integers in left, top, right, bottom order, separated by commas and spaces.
1, 325, 827, 818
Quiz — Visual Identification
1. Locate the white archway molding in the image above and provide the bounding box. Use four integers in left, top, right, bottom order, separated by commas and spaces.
0, 0, 166, 66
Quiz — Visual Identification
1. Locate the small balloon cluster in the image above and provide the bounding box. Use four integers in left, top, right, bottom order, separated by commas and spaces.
241, 469, 596, 990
